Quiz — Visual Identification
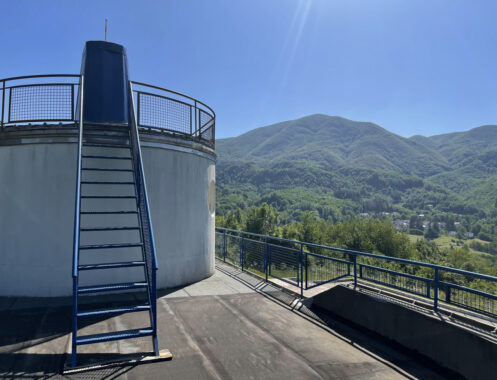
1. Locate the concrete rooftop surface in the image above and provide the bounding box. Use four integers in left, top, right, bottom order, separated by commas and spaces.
0, 262, 458, 380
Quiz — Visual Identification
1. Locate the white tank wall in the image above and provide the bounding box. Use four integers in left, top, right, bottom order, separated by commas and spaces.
0, 136, 215, 296
142, 142, 216, 289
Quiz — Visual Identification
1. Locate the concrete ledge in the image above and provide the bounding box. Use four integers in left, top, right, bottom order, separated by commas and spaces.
313, 285, 497, 380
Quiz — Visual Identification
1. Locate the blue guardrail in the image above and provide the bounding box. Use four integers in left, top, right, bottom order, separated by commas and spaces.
215, 227, 497, 319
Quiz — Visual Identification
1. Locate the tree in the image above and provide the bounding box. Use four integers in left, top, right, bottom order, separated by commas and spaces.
424, 225, 439, 240
299, 211, 319, 243
456, 226, 467, 240
225, 209, 244, 230
245, 203, 279, 235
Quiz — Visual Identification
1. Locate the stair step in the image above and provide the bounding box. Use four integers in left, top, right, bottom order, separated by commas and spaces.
83, 143, 130, 149
81, 195, 136, 199
82, 168, 133, 172
80, 243, 143, 250
78, 261, 145, 271
82, 155, 131, 160
80, 226, 139, 232
76, 328, 153, 345
80, 211, 138, 215
81, 181, 135, 185
77, 305, 150, 318
78, 282, 148, 294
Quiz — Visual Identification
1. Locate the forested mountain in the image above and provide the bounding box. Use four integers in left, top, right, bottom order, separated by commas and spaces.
216, 114, 497, 227
217, 114, 448, 176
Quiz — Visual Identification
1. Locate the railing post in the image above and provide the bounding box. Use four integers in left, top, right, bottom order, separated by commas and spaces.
223, 230, 226, 262
305, 252, 309, 290
353, 254, 357, 289
434, 267, 439, 312
300, 243, 304, 298
194, 100, 197, 136
240, 236, 244, 271
137, 92, 141, 127
268, 244, 272, 278
1, 80, 5, 129
264, 238, 268, 282
71, 277, 78, 367
197, 108, 202, 138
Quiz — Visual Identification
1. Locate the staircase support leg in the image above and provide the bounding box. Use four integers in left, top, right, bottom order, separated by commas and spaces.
71, 277, 78, 367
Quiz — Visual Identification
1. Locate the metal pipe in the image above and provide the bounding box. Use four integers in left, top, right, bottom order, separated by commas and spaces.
71, 76, 84, 279
71, 277, 78, 367
70, 76, 84, 368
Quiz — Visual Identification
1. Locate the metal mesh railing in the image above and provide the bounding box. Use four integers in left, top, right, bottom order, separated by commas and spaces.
0, 76, 215, 151
1, 75, 80, 127
243, 238, 266, 274
226, 234, 242, 267
215, 232, 224, 260
138, 92, 191, 133
268, 244, 300, 285
131, 81, 215, 148
199, 109, 213, 128
9, 84, 74, 123
306, 254, 350, 289
359, 264, 430, 297
446, 284, 497, 317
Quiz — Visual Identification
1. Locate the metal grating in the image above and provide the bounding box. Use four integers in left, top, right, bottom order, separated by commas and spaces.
138, 93, 190, 133
9, 84, 73, 123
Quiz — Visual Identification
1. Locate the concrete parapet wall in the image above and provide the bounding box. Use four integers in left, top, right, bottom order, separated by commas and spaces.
313, 285, 497, 380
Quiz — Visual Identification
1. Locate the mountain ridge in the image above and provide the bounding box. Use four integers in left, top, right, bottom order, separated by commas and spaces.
216, 114, 497, 220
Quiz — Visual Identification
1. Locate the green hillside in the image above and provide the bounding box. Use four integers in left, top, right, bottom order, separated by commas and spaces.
216, 114, 497, 240
216, 115, 449, 177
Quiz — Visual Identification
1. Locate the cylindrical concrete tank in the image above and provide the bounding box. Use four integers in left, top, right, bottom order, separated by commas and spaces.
0, 128, 215, 296
0, 64, 216, 296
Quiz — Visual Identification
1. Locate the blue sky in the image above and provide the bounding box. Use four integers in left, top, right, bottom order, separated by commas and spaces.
1, 0, 497, 139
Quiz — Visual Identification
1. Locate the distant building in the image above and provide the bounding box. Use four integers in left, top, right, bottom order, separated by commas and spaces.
465, 232, 474, 239
449, 231, 457, 237
437, 222, 447, 229
393, 219, 410, 231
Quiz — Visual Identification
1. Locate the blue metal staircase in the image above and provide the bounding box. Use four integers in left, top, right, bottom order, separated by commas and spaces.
70, 77, 159, 367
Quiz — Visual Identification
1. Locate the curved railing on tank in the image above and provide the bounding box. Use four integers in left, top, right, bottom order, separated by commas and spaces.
130, 81, 215, 149
0, 74, 81, 128
0, 75, 216, 149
